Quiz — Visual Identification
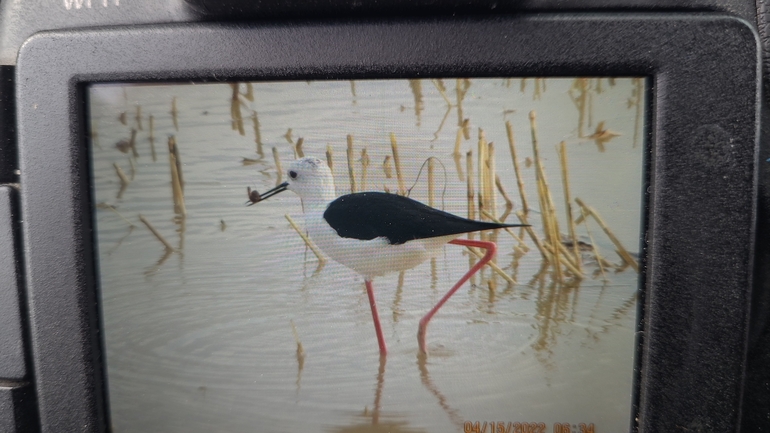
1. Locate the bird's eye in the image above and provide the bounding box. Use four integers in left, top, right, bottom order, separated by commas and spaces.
289, 170, 298, 179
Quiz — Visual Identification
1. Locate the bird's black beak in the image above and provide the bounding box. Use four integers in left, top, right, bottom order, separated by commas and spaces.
246, 182, 289, 206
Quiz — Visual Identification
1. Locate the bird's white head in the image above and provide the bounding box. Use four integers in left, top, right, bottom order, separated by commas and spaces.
249, 156, 336, 208
285, 157, 336, 206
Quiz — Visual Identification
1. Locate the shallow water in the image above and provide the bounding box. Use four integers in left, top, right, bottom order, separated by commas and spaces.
89, 78, 644, 433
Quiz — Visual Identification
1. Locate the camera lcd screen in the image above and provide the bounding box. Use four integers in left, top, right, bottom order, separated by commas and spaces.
87, 78, 645, 433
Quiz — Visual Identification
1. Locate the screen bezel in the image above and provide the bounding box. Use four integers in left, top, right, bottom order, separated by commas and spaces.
16, 15, 759, 432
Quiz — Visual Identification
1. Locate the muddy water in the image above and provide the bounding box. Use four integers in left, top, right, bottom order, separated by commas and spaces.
89, 78, 644, 433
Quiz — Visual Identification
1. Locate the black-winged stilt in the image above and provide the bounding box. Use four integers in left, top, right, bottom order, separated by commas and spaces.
252, 157, 523, 356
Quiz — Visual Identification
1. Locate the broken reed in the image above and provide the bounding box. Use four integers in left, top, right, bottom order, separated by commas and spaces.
113, 162, 130, 185
559, 141, 581, 272
383, 156, 393, 179
129, 129, 138, 158
346, 135, 357, 193
495, 176, 514, 222
581, 207, 607, 280
295, 137, 305, 158
285, 214, 326, 265
505, 120, 529, 213
390, 133, 407, 195
575, 198, 639, 273
325, 144, 335, 178
139, 214, 175, 251
466, 150, 477, 273
149, 115, 157, 162
230, 83, 245, 136
135, 105, 143, 130
168, 136, 186, 216
252, 112, 264, 156
272, 147, 283, 185
529, 111, 574, 281
427, 156, 436, 284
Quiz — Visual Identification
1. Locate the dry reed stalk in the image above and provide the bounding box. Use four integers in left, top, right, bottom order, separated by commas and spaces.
466, 246, 516, 284
580, 207, 607, 280
128, 157, 136, 181
102, 204, 134, 227
135, 105, 143, 130
495, 175, 514, 222
408, 79, 424, 125
466, 150, 477, 271
272, 147, 283, 185
251, 112, 264, 156
383, 155, 393, 179
575, 198, 639, 272
533, 78, 542, 100
390, 133, 406, 195
113, 163, 130, 185
168, 137, 186, 216
528, 113, 554, 236
529, 111, 563, 280
325, 145, 335, 194
477, 129, 487, 223
129, 128, 138, 158
149, 115, 157, 162
290, 319, 305, 358
486, 142, 497, 220
542, 242, 583, 277
432, 79, 453, 106
453, 127, 463, 156
230, 84, 245, 136
480, 209, 526, 247
427, 158, 435, 207
462, 118, 470, 140
169, 136, 184, 190
544, 183, 563, 279
559, 141, 581, 271
516, 211, 550, 263
90, 124, 101, 150
466, 151, 476, 222
244, 83, 254, 101
139, 214, 175, 251
346, 135, 357, 193
295, 137, 305, 158
171, 97, 179, 131
285, 214, 326, 264
577, 79, 587, 137
505, 120, 529, 213
360, 148, 370, 191
326, 145, 334, 173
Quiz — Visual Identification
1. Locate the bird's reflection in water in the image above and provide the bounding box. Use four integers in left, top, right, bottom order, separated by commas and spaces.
330, 356, 426, 433
417, 354, 464, 429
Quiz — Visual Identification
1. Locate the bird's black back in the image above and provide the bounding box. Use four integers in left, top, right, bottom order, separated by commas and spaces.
323, 192, 522, 245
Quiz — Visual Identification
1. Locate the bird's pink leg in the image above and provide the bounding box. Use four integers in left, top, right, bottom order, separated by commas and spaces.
365, 279, 388, 356
417, 238, 497, 355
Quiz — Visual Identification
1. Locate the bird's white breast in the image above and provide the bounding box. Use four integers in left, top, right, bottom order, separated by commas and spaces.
304, 210, 456, 279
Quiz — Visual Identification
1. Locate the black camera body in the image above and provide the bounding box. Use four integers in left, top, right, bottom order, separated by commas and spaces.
0, 1, 768, 432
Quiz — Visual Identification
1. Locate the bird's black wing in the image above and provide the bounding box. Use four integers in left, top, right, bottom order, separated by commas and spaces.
323, 192, 522, 245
